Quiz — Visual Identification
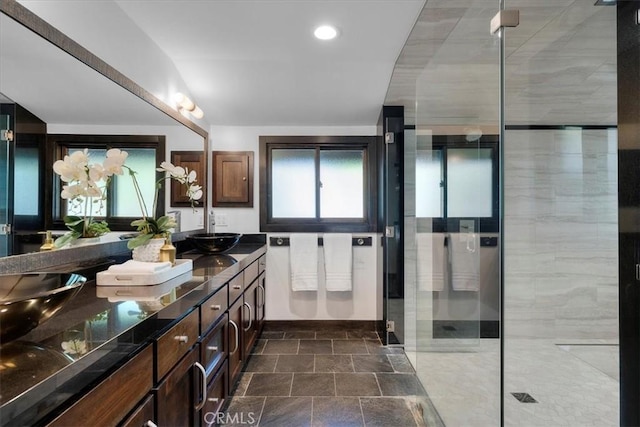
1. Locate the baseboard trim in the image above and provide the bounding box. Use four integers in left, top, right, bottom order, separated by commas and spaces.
264, 320, 378, 331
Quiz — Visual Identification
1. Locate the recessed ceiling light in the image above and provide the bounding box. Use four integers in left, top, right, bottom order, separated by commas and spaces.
314, 25, 338, 40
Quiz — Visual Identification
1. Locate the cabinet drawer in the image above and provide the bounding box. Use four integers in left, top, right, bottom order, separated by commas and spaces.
229, 272, 244, 304
48, 345, 153, 426
201, 313, 227, 377
244, 259, 259, 288
156, 309, 199, 381
121, 394, 154, 427
258, 254, 266, 274
201, 285, 228, 335
203, 361, 228, 422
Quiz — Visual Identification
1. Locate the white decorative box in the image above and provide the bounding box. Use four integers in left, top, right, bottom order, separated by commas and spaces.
96, 271, 193, 302
96, 259, 193, 286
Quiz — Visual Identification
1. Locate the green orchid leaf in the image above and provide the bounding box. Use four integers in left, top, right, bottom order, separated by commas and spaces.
54, 231, 81, 248
127, 232, 155, 250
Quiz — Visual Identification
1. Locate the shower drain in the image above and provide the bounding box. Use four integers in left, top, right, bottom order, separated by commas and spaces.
511, 392, 538, 403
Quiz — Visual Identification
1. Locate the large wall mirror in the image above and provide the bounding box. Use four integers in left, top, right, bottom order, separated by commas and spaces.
0, 1, 208, 257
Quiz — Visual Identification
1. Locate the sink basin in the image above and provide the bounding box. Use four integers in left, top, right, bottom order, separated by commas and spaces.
0, 272, 86, 343
187, 233, 242, 254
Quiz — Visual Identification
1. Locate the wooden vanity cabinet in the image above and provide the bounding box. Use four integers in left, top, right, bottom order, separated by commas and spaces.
46, 345, 154, 426
154, 309, 206, 426
243, 280, 259, 356
227, 297, 244, 391
120, 395, 155, 427
155, 344, 205, 427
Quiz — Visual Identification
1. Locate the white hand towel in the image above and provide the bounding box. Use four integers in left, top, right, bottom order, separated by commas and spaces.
107, 260, 172, 274
323, 233, 353, 292
290, 233, 318, 291
450, 233, 480, 291
416, 233, 446, 292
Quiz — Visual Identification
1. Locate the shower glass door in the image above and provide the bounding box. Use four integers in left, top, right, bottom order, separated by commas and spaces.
412, 2, 501, 425
502, 1, 619, 425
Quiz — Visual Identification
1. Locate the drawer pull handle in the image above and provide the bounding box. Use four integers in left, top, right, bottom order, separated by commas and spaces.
194, 362, 207, 411
243, 302, 253, 331
258, 284, 265, 308
207, 345, 219, 352
211, 304, 221, 310
208, 397, 220, 403
229, 320, 239, 355
174, 335, 189, 343
233, 285, 241, 290
145, 421, 158, 427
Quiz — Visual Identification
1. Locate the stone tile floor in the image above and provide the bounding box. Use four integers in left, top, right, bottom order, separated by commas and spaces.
217, 324, 441, 426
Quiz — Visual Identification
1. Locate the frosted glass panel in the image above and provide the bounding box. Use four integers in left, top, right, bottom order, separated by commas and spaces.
14, 146, 39, 215
271, 149, 315, 218
114, 148, 156, 217
416, 150, 443, 218
447, 148, 492, 217
320, 150, 363, 218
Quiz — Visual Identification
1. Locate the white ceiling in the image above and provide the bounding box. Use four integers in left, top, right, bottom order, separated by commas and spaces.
115, 0, 426, 126
3, 0, 617, 129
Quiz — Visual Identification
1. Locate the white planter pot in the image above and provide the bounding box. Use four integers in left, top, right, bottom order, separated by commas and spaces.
131, 237, 166, 262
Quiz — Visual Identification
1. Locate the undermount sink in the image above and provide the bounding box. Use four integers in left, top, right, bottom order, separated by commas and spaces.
0, 272, 86, 343
187, 233, 242, 254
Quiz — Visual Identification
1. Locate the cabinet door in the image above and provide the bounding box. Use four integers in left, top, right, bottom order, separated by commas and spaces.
256, 271, 266, 333
120, 395, 155, 427
228, 298, 244, 392
243, 281, 259, 356
212, 151, 254, 207
156, 345, 206, 427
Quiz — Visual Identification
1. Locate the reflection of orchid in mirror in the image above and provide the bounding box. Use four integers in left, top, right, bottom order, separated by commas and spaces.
53, 149, 128, 247
126, 161, 203, 250
61, 339, 87, 356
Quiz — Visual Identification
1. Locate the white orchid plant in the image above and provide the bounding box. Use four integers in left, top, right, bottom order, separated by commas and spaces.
126, 161, 203, 250
53, 148, 128, 247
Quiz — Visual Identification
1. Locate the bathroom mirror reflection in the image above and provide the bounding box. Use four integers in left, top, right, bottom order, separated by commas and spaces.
0, 8, 207, 257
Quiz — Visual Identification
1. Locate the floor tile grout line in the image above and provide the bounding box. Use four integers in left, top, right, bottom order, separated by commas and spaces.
256, 395, 267, 427
373, 372, 383, 397
358, 396, 367, 427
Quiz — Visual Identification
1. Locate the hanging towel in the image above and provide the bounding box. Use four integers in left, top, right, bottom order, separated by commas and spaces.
323, 233, 353, 292
449, 233, 480, 291
416, 233, 446, 292
290, 233, 318, 291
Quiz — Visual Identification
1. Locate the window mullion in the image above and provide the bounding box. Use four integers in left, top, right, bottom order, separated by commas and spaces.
315, 147, 321, 221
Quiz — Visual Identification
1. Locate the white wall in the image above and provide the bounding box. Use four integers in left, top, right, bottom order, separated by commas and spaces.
209, 125, 381, 320
47, 123, 206, 232
266, 233, 381, 321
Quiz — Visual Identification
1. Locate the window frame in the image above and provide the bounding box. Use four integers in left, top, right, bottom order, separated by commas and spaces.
259, 135, 377, 233
417, 134, 499, 233
46, 134, 166, 231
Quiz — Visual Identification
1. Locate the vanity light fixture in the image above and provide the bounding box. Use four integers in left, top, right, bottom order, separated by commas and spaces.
174, 92, 204, 119
314, 25, 338, 40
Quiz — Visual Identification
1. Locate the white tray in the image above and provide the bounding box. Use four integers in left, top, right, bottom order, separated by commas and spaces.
96, 259, 193, 286
96, 271, 193, 301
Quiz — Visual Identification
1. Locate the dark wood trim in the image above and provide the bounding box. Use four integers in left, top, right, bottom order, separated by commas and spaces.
0, 0, 208, 139
258, 135, 377, 233
617, 2, 640, 425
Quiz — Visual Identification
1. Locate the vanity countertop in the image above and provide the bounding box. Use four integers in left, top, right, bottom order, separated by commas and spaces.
0, 242, 267, 426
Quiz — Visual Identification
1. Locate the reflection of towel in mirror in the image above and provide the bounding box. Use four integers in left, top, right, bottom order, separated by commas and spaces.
323, 233, 352, 291
290, 233, 318, 291
450, 234, 480, 291
108, 260, 172, 274
416, 233, 446, 292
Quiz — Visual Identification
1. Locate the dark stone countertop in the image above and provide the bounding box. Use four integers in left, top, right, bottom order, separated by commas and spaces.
0, 241, 266, 426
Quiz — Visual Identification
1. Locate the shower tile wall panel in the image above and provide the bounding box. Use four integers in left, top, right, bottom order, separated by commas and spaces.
504, 129, 618, 340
